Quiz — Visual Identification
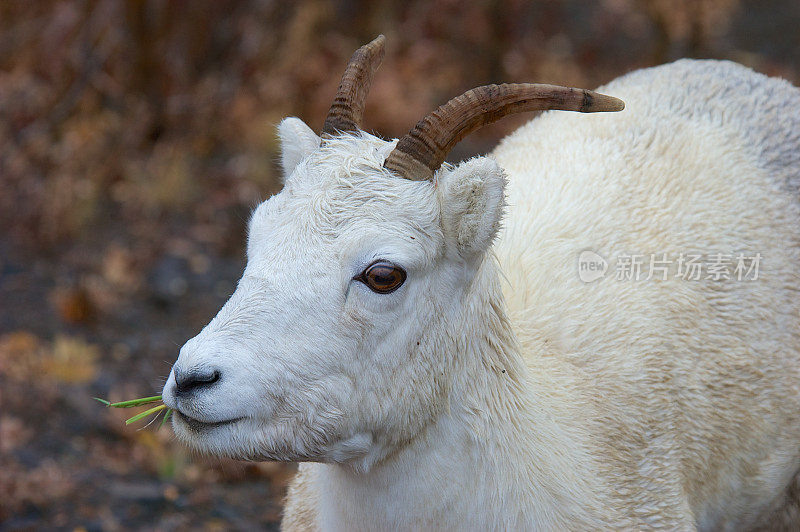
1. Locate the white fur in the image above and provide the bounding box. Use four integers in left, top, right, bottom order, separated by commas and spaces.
277, 117, 320, 179
163, 59, 800, 530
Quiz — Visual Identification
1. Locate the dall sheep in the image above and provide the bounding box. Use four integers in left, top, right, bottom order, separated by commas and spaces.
162, 35, 800, 530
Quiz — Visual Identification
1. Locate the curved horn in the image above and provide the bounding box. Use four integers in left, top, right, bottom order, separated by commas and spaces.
322, 35, 386, 136
384, 83, 625, 181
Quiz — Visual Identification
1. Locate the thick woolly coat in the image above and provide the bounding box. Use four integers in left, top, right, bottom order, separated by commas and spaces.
281, 60, 800, 530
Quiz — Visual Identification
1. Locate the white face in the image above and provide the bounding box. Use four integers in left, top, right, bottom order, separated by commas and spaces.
162, 119, 506, 470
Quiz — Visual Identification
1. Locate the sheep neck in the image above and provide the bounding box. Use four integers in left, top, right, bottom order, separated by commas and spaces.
315, 256, 602, 529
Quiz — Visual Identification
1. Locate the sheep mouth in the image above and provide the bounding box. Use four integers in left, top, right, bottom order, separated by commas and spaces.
174, 410, 243, 432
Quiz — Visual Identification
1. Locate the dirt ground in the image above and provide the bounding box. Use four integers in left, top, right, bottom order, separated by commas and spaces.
2, 1, 800, 530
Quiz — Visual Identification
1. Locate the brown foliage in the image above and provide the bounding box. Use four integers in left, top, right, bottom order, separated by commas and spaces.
1, 1, 798, 529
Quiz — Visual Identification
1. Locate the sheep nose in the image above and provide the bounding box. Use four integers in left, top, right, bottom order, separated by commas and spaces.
174, 368, 221, 395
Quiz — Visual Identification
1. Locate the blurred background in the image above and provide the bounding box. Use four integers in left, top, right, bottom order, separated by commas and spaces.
1, 0, 799, 529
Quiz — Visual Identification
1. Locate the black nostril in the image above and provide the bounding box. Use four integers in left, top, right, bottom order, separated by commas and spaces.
174, 368, 221, 395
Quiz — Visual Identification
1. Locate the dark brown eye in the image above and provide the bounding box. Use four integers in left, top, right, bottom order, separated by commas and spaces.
357, 261, 407, 294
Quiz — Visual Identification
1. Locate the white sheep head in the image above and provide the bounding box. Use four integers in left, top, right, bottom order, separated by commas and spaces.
162, 35, 623, 471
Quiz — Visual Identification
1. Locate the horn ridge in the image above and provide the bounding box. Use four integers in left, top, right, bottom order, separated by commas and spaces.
322, 35, 386, 136
384, 83, 625, 181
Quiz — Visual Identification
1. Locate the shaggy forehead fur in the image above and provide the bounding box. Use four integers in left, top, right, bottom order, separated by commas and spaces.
252, 133, 440, 244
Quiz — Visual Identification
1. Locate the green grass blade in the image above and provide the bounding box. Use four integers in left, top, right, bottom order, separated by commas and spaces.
158, 408, 173, 430
106, 395, 163, 408
125, 404, 168, 425
93, 397, 111, 406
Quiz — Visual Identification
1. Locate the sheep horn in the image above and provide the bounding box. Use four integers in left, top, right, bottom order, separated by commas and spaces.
321, 35, 386, 137
384, 83, 625, 181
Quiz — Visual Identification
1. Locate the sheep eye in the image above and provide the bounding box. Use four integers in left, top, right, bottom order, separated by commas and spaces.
356, 261, 406, 294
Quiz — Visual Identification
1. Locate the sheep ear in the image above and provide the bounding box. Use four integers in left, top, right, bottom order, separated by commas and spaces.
277, 117, 320, 178
437, 157, 507, 259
